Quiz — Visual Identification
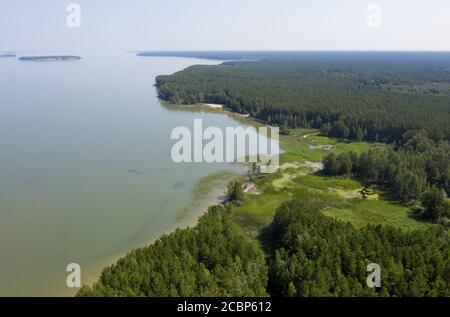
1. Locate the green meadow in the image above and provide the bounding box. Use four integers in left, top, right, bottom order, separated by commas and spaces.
280, 129, 378, 162
230, 129, 434, 235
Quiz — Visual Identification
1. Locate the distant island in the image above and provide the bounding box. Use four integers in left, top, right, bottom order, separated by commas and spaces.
0, 54, 16, 58
18, 55, 82, 62
136, 51, 276, 60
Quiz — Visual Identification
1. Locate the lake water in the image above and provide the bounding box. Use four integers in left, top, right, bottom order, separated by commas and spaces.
0, 54, 276, 296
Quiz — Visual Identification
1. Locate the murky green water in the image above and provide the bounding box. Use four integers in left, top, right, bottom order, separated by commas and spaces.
0, 54, 270, 296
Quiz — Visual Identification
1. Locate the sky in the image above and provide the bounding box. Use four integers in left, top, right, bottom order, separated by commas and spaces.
1, 0, 449, 53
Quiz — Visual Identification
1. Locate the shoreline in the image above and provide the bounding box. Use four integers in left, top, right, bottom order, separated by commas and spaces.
78, 62, 276, 294
78, 102, 258, 294
163, 101, 272, 129
78, 169, 244, 295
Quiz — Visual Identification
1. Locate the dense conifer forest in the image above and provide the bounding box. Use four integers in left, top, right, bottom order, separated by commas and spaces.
155, 52, 450, 143
77, 206, 268, 297
266, 200, 449, 297
78, 202, 449, 297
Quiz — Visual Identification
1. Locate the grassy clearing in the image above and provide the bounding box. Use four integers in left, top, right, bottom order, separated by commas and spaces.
232, 190, 292, 236
229, 131, 433, 235
322, 198, 431, 231
232, 172, 434, 234
295, 175, 361, 191
279, 129, 381, 163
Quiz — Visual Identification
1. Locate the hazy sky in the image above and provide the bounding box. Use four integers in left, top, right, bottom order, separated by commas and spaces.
1, 0, 449, 52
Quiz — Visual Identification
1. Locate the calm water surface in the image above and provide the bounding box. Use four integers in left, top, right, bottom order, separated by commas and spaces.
0, 54, 272, 296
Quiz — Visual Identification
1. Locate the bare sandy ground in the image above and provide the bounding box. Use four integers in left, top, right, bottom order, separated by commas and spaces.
202, 103, 224, 109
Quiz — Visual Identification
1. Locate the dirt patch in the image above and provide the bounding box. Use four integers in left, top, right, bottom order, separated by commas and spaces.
332, 187, 380, 200
273, 161, 324, 190
302, 161, 324, 173
244, 182, 262, 195
202, 103, 224, 109
279, 162, 303, 170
